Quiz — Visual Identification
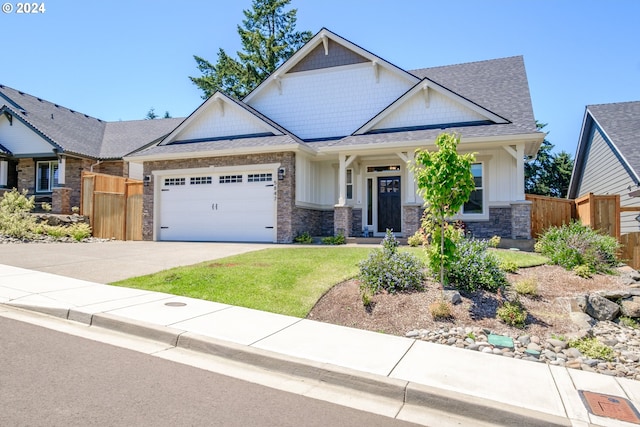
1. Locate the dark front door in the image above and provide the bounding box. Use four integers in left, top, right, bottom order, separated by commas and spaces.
377, 176, 401, 233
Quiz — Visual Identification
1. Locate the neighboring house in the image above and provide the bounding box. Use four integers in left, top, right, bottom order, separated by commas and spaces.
127, 28, 544, 243
568, 101, 640, 234
0, 85, 183, 212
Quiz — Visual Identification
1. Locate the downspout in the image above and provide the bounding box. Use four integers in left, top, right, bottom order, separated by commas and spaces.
90, 160, 102, 172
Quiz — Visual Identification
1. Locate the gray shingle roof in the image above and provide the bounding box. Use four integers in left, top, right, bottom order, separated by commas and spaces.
0, 84, 182, 159
588, 101, 640, 174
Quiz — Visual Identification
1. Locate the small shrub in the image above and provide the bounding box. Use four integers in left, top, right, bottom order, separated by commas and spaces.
569, 336, 614, 361
535, 221, 618, 274
496, 300, 527, 328
407, 229, 427, 247
321, 233, 346, 245
489, 235, 501, 248
619, 316, 639, 329
71, 206, 80, 214
514, 278, 538, 296
68, 222, 92, 241
500, 260, 518, 273
41, 202, 52, 212
573, 264, 593, 279
0, 189, 37, 238
294, 231, 313, 244
429, 299, 453, 320
358, 230, 425, 300
43, 225, 67, 238
445, 238, 507, 292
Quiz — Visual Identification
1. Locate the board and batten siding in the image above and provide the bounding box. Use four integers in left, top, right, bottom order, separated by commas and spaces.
0, 115, 53, 155
295, 155, 335, 207
577, 126, 640, 234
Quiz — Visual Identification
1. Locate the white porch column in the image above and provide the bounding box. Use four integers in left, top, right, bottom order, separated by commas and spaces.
516, 143, 525, 200
337, 153, 356, 206
396, 151, 416, 203
57, 156, 66, 185
0, 160, 7, 187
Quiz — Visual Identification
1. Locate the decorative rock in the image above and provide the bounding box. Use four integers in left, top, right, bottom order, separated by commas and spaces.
443, 290, 462, 305
570, 294, 588, 313
546, 338, 568, 349
570, 312, 596, 329
406, 330, 420, 338
586, 294, 620, 321
518, 335, 531, 346
527, 342, 542, 353
621, 296, 640, 317
597, 290, 631, 300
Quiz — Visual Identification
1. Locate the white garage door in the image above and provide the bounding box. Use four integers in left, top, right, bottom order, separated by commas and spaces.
158, 171, 276, 242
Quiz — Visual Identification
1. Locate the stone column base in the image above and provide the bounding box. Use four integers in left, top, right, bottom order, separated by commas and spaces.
511, 201, 532, 239
334, 205, 353, 237
402, 204, 423, 237
52, 187, 71, 214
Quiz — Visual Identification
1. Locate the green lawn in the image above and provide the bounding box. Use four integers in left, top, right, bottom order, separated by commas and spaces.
111, 245, 548, 318
490, 248, 549, 268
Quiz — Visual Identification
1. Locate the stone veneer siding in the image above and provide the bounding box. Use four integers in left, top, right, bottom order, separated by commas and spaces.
510, 201, 532, 239
464, 207, 513, 238
402, 204, 423, 237
15, 157, 126, 211
142, 152, 296, 243
291, 207, 334, 238
334, 205, 352, 237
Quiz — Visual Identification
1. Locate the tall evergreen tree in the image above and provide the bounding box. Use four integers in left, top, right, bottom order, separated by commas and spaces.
190, 0, 312, 99
525, 122, 574, 198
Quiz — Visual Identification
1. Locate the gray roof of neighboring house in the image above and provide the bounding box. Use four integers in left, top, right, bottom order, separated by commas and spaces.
568, 101, 640, 198
0, 84, 182, 159
587, 101, 640, 174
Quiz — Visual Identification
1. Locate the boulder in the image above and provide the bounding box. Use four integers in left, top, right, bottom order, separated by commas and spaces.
621, 296, 640, 318
570, 312, 596, 329
443, 290, 462, 305
569, 294, 588, 313
586, 294, 620, 321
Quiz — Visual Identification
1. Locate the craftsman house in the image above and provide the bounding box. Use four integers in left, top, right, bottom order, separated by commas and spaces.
568, 101, 640, 234
0, 84, 182, 212
127, 28, 544, 243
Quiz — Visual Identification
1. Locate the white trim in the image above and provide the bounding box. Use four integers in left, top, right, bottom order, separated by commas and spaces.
159, 92, 284, 146
58, 157, 66, 185
354, 78, 509, 135
125, 143, 314, 162
0, 160, 7, 186
243, 28, 419, 104
152, 162, 280, 242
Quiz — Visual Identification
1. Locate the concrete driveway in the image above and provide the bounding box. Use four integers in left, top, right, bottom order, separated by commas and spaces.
0, 241, 273, 283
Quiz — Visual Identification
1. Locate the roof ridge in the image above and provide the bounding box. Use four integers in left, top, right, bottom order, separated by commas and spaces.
409, 55, 523, 74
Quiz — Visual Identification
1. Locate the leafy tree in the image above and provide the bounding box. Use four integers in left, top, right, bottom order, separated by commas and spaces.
190, 0, 312, 99
525, 122, 574, 198
163, 111, 172, 119
412, 133, 476, 285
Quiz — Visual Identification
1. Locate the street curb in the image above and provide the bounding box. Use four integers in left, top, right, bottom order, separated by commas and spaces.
405, 382, 571, 427
2, 303, 573, 426
177, 331, 408, 402
84, 313, 573, 426
90, 312, 184, 347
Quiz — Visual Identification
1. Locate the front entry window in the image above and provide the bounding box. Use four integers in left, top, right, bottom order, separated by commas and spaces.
36, 160, 59, 192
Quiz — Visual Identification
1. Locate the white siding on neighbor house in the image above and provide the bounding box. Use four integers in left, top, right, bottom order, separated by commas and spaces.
174, 101, 272, 142
577, 127, 640, 233
0, 115, 53, 155
248, 63, 414, 140
372, 89, 487, 131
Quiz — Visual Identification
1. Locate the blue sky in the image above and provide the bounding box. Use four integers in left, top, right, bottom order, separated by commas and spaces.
2, 0, 639, 155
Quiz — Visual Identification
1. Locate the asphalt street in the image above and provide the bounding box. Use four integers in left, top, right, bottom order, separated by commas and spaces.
0, 315, 420, 427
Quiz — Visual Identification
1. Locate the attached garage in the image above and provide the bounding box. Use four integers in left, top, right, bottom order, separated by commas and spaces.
154, 166, 277, 242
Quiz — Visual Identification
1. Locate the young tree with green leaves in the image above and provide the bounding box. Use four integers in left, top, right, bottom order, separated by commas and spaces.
412, 133, 476, 285
190, 0, 312, 99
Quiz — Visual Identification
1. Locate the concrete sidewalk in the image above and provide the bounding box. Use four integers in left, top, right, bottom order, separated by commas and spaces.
1, 264, 640, 426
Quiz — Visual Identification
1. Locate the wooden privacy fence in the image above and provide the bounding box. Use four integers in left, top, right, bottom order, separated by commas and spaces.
526, 193, 620, 239
81, 172, 143, 240
527, 193, 640, 269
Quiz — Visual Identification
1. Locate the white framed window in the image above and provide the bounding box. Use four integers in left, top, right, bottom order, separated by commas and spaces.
36, 160, 59, 192
219, 175, 243, 184
462, 163, 484, 215
248, 173, 273, 182
190, 176, 212, 185
164, 177, 185, 186
346, 168, 353, 199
